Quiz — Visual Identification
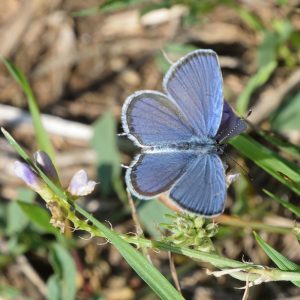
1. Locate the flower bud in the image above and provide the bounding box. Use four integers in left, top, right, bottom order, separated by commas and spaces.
34, 151, 60, 185
14, 161, 45, 192
194, 216, 205, 229
205, 223, 219, 237
68, 169, 96, 196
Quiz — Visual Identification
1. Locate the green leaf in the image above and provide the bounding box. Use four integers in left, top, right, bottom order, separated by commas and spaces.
46, 275, 61, 300
0, 285, 25, 299
1, 128, 32, 163
276, 0, 288, 5
274, 19, 293, 44
99, 0, 148, 12
271, 91, 300, 130
72, 0, 148, 16
6, 188, 35, 235
17, 187, 36, 203
2, 59, 55, 161
232, 175, 250, 215
74, 204, 184, 300
230, 134, 300, 195
17, 201, 58, 234
155, 43, 198, 73
6, 201, 29, 235
92, 111, 126, 201
236, 8, 263, 31
137, 200, 172, 238
263, 189, 300, 218
71, 6, 100, 17
290, 31, 300, 52
257, 129, 300, 160
49, 244, 77, 300
258, 20, 293, 67
236, 61, 277, 114
258, 31, 279, 66
254, 232, 300, 287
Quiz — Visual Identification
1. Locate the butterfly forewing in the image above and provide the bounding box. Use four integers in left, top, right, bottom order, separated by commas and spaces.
164, 50, 223, 138
122, 91, 195, 147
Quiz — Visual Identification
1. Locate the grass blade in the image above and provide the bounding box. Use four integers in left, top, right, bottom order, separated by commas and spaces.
254, 232, 300, 287
2, 59, 55, 160
236, 61, 277, 114
92, 111, 126, 202
49, 243, 77, 300
257, 129, 300, 160
230, 134, 300, 195
72, 0, 148, 16
263, 189, 300, 218
1, 127, 32, 163
74, 204, 184, 300
270, 91, 300, 131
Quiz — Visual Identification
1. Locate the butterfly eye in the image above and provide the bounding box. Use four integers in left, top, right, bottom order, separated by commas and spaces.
217, 147, 224, 155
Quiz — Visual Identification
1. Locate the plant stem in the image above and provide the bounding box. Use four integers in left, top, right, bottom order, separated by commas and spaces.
67, 204, 300, 284
216, 214, 293, 234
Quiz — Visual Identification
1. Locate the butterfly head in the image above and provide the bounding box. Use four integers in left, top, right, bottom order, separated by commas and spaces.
215, 140, 225, 155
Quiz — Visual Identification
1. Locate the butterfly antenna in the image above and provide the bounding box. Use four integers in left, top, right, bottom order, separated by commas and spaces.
232, 157, 252, 180
223, 152, 253, 181
246, 108, 252, 119
160, 49, 175, 65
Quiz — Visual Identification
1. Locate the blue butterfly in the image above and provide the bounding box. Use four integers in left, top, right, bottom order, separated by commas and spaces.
121, 49, 246, 216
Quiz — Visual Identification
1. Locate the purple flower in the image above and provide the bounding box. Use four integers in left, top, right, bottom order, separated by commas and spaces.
34, 151, 60, 185
14, 161, 45, 191
14, 150, 96, 200
68, 170, 97, 197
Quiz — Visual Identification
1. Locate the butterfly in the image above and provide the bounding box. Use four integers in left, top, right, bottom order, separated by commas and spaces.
121, 49, 247, 216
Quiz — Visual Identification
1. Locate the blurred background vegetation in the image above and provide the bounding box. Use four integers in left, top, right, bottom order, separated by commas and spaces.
0, 0, 300, 299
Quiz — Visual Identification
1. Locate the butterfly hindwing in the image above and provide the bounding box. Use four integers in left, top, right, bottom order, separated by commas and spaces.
169, 154, 226, 216
126, 152, 197, 199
